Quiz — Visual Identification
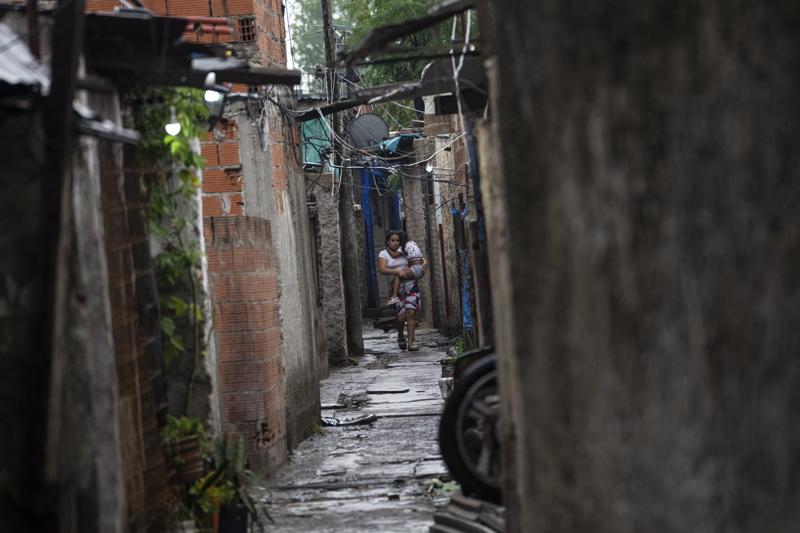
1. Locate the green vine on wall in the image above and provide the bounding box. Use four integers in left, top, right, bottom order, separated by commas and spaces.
126, 87, 210, 413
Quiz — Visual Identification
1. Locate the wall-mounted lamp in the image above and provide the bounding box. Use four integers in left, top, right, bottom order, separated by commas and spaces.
165, 106, 181, 136
204, 72, 230, 131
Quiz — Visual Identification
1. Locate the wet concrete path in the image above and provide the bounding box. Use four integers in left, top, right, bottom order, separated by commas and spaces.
260, 328, 451, 532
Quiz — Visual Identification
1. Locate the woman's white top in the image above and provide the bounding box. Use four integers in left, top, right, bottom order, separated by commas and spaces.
378, 248, 415, 290
378, 249, 408, 270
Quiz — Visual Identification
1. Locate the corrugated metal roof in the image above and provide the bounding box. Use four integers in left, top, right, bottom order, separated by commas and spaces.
0, 22, 50, 93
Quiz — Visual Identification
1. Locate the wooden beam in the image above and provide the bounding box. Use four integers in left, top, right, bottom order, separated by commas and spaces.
40, 0, 85, 522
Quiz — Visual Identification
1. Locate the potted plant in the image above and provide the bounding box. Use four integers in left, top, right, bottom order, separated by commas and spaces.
162, 415, 207, 484
210, 435, 271, 533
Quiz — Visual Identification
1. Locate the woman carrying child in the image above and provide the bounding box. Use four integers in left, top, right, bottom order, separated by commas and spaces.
377, 230, 427, 351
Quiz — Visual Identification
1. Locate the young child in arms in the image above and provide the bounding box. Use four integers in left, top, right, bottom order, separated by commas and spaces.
388, 240, 426, 305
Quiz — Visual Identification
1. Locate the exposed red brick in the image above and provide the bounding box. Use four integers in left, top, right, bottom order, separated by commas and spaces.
212, 273, 278, 302
270, 143, 285, 167
218, 143, 241, 166
85, 0, 118, 11
215, 329, 282, 362
207, 215, 286, 471
163, 0, 211, 16
201, 143, 220, 166
210, 0, 253, 16
213, 301, 280, 333
229, 194, 245, 215
203, 169, 243, 193
203, 195, 224, 217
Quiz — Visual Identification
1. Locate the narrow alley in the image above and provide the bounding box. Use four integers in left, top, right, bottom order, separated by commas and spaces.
262, 328, 452, 532
4, 1, 799, 532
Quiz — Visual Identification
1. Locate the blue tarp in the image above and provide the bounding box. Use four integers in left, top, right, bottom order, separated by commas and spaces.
379, 133, 423, 154
361, 167, 389, 307
391, 193, 402, 230
301, 118, 329, 167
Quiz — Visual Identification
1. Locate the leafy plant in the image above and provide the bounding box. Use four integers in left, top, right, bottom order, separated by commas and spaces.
126, 87, 209, 412
386, 172, 402, 191
210, 434, 272, 529
443, 336, 465, 367
425, 477, 460, 497
162, 415, 208, 464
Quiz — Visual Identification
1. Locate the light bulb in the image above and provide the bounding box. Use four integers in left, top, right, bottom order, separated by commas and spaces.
204, 89, 222, 103
425, 162, 433, 173
165, 106, 181, 136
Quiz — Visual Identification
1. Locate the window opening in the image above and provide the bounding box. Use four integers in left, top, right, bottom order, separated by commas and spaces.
238, 17, 256, 42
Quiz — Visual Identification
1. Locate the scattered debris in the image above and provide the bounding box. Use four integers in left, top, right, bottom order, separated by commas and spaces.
367, 388, 410, 394
438, 378, 454, 400
337, 390, 370, 408
365, 353, 399, 369
320, 413, 378, 427
425, 478, 460, 497
321, 403, 345, 409
430, 491, 505, 533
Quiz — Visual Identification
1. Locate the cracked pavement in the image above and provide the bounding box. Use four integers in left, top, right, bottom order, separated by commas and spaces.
259, 328, 452, 532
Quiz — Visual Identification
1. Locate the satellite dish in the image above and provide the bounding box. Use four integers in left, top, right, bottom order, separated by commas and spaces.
349, 113, 389, 149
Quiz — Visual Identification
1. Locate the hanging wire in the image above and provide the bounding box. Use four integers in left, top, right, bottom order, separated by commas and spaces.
449, 10, 472, 149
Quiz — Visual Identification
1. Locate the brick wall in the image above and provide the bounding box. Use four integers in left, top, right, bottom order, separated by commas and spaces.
202, 120, 245, 217
106, 145, 173, 532
205, 217, 286, 471
253, 0, 286, 67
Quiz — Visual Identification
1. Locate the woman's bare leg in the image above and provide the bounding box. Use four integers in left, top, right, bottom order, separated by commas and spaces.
405, 309, 416, 348
396, 310, 407, 347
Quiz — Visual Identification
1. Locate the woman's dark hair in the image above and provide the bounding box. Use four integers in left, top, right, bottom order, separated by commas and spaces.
385, 229, 407, 255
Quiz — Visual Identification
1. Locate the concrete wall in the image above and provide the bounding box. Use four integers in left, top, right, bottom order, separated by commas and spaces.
425, 113, 464, 335
0, 97, 131, 532
487, 2, 800, 531
309, 174, 349, 366
402, 142, 435, 328
244, 95, 322, 449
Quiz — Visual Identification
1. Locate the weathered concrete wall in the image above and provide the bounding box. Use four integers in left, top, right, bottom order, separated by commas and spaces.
59, 133, 126, 533
355, 205, 368, 312
0, 92, 137, 532
309, 174, 349, 366
487, 2, 800, 531
425, 113, 464, 335
402, 142, 435, 328
236, 97, 322, 449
